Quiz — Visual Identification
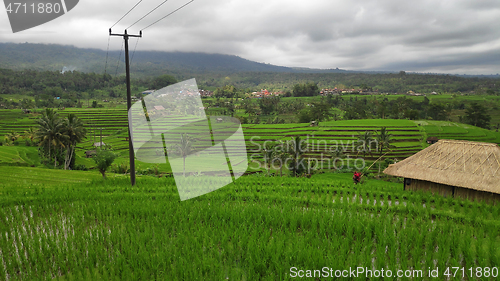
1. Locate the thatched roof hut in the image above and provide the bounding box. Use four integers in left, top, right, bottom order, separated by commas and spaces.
384, 139, 500, 202
85, 150, 96, 158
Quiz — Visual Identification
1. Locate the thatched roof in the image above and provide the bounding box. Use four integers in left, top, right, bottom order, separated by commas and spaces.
384, 139, 500, 194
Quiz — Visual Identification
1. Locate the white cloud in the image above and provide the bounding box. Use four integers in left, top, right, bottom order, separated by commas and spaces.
0, 0, 499, 74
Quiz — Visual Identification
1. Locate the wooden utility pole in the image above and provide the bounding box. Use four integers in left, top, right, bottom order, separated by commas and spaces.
109, 29, 142, 186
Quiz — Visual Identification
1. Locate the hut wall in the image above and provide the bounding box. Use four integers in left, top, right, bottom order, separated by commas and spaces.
454, 186, 500, 204
405, 178, 500, 204
405, 179, 453, 197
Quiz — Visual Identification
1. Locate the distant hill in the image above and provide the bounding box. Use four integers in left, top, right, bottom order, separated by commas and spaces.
3, 43, 498, 80
0, 42, 351, 77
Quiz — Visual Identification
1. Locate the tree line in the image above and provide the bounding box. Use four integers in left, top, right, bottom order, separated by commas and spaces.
196, 71, 500, 94
208, 85, 492, 129
0, 68, 178, 109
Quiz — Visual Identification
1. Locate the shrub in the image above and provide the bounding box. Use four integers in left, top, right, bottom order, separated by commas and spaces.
93, 148, 116, 178
73, 164, 88, 171
111, 163, 129, 174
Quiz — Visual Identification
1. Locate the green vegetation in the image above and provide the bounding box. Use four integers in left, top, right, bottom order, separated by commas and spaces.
0, 166, 101, 188
93, 148, 117, 178
0, 68, 177, 110
292, 82, 319, 97
35, 109, 87, 169
463, 102, 491, 129
3, 109, 500, 177
0, 176, 498, 280
2, 43, 500, 280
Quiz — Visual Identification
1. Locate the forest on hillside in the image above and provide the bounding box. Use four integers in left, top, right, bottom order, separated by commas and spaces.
1, 67, 499, 98
193, 71, 500, 94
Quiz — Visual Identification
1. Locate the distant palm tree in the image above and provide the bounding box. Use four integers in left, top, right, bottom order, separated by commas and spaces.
377, 127, 394, 156
329, 149, 346, 170
262, 142, 276, 175
23, 127, 36, 142
5, 131, 20, 142
356, 131, 376, 159
176, 133, 192, 177
63, 114, 87, 170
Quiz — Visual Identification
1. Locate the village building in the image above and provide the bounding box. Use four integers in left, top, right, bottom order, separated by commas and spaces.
85, 150, 96, 158
142, 90, 155, 95
199, 90, 213, 97
93, 142, 106, 147
384, 139, 500, 203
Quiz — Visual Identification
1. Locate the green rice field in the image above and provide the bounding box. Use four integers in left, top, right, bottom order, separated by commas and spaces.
0, 174, 498, 280
2, 106, 500, 280
2, 108, 500, 174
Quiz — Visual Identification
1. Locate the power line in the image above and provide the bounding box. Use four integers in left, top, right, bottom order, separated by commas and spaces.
110, 0, 144, 28
130, 37, 140, 64
141, 0, 194, 31
104, 35, 111, 74
127, 0, 170, 30
115, 40, 124, 76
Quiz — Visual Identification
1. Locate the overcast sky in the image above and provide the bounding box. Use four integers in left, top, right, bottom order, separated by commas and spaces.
1, 0, 500, 74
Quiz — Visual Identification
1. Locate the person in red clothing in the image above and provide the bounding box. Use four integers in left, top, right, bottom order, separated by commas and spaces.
353, 171, 361, 184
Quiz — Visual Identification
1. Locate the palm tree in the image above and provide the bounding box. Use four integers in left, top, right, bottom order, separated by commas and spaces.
377, 127, 394, 156
288, 136, 308, 176
176, 133, 192, 177
272, 141, 290, 177
35, 109, 66, 167
63, 114, 87, 170
24, 127, 36, 142
356, 131, 376, 159
329, 149, 346, 170
5, 131, 20, 142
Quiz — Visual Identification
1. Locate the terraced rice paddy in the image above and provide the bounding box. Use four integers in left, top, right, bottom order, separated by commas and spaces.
2, 108, 500, 173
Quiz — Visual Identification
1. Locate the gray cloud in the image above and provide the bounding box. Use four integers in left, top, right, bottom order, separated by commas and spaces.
0, 0, 499, 74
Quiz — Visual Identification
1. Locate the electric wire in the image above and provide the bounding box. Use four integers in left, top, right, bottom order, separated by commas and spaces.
109, 0, 195, 75
126, 0, 170, 30
140, 0, 194, 31
130, 37, 140, 65
115, 41, 124, 76
104, 35, 111, 74
110, 0, 144, 29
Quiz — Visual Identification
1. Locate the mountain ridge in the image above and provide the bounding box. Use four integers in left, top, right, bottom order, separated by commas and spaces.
0, 42, 354, 76
2, 42, 497, 78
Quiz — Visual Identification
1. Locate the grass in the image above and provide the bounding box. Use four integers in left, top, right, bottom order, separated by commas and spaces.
0, 166, 103, 188
0, 175, 499, 280
419, 121, 500, 143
